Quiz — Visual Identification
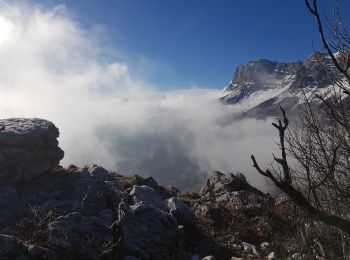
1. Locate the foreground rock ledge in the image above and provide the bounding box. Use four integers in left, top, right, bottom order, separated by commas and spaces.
0, 118, 336, 259
0, 118, 64, 183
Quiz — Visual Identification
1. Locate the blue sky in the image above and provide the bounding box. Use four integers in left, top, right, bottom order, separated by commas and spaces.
7, 0, 350, 89
0, 0, 348, 187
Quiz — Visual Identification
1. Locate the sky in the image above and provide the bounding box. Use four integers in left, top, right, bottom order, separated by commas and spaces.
0, 0, 348, 191
3, 0, 348, 89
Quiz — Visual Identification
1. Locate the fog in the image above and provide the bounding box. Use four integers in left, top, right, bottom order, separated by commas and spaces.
0, 4, 279, 191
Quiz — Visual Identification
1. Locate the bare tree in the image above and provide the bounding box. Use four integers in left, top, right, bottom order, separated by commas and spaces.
251, 0, 350, 236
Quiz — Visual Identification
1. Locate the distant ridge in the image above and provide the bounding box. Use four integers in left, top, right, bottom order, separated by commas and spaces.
221, 52, 344, 119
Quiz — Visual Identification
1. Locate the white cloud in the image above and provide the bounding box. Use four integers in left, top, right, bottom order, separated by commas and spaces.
0, 3, 278, 191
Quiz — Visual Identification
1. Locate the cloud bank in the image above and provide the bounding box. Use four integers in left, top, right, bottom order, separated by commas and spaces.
0, 3, 278, 191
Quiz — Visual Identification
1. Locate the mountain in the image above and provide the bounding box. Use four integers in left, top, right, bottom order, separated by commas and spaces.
221, 52, 343, 119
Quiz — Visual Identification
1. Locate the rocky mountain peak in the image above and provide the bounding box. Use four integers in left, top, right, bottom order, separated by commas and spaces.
226, 59, 289, 92
303, 51, 330, 64
221, 52, 344, 118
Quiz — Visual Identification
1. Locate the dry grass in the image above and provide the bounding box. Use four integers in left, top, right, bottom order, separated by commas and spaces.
14, 205, 59, 246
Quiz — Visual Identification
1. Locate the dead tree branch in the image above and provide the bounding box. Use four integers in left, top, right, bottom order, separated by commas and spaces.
251, 109, 350, 235
305, 0, 350, 86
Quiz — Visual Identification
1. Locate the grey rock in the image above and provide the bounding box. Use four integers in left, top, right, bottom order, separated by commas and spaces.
121, 203, 178, 260
200, 171, 264, 198
129, 185, 165, 210
88, 165, 109, 179
0, 160, 122, 247
197, 171, 273, 224
242, 242, 259, 256
47, 212, 113, 258
0, 118, 64, 183
0, 185, 25, 231
291, 253, 306, 259
202, 256, 217, 260
0, 234, 26, 258
97, 208, 115, 228
36, 171, 121, 216
27, 245, 57, 259
165, 197, 196, 228
123, 256, 142, 260
232, 244, 243, 251
260, 242, 270, 251
267, 252, 277, 260
195, 203, 228, 228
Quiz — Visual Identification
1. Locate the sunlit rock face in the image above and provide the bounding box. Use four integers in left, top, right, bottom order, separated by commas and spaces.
221, 52, 343, 119
0, 118, 64, 183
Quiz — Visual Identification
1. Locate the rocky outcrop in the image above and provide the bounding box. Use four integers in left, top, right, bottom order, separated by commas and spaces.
165, 197, 196, 228
121, 203, 178, 259
0, 118, 64, 183
199, 171, 264, 198
0, 234, 26, 258
225, 53, 336, 94
221, 52, 344, 119
0, 121, 187, 260
47, 212, 113, 259
0, 163, 333, 259
0, 119, 341, 259
129, 185, 165, 210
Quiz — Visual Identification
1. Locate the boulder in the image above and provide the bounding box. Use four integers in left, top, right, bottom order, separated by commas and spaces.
27, 245, 58, 259
198, 171, 272, 216
0, 118, 64, 183
47, 212, 113, 258
202, 256, 217, 260
0, 234, 26, 258
267, 252, 277, 260
242, 242, 259, 256
165, 197, 196, 228
200, 171, 263, 197
129, 185, 165, 210
120, 203, 178, 260
88, 165, 109, 179
260, 242, 270, 252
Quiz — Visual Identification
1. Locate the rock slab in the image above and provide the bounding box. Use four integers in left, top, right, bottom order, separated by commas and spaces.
165, 197, 196, 228
121, 203, 178, 260
0, 118, 64, 183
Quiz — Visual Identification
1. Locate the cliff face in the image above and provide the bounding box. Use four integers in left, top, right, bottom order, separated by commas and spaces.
0, 118, 341, 259
221, 53, 343, 119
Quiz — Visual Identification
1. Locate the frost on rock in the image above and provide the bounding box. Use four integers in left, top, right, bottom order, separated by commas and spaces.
129, 185, 165, 210
242, 242, 260, 256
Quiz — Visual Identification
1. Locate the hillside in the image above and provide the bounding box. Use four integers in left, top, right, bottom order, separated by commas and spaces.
0, 119, 342, 259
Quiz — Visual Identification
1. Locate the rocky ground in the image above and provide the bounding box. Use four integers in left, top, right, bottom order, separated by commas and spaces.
0, 119, 345, 259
